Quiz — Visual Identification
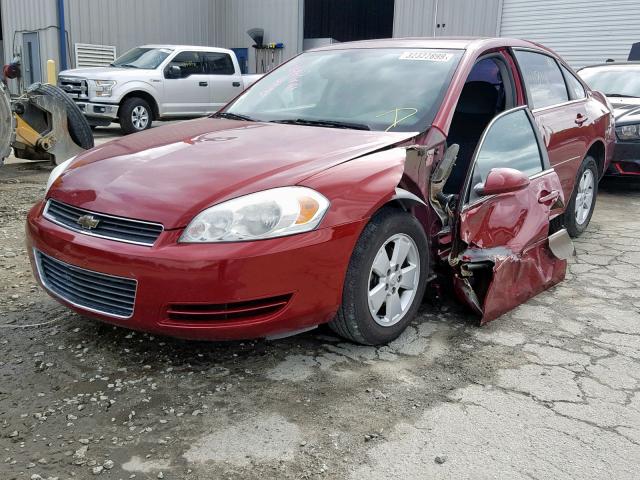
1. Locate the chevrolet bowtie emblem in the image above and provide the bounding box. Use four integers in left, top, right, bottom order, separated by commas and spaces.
77, 214, 100, 230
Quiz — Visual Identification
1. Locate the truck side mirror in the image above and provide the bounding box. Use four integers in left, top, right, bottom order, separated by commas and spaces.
166, 65, 182, 79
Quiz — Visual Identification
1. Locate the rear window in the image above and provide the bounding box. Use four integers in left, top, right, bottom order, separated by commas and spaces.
514, 50, 569, 109
203, 53, 235, 75
561, 65, 586, 100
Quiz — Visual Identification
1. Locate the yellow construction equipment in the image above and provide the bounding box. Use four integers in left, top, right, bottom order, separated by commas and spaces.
0, 81, 93, 166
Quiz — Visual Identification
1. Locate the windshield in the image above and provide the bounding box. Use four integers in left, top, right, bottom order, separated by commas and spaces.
579, 65, 640, 97
111, 47, 173, 69
225, 48, 463, 132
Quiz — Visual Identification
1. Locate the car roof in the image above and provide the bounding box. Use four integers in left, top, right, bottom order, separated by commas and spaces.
311, 36, 555, 55
579, 61, 640, 69
140, 44, 233, 53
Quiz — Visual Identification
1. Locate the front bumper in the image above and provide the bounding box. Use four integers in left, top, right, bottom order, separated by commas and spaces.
26, 201, 364, 340
606, 140, 640, 176
75, 101, 119, 125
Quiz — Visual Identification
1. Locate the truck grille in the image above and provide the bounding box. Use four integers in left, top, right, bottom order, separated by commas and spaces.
44, 199, 164, 246
59, 76, 88, 99
35, 250, 137, 318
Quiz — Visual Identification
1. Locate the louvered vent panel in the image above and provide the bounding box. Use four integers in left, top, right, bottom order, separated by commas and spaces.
74, 43, 117, 68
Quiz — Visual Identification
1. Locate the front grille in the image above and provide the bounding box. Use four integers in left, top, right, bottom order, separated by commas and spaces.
167, 295, 292, 322
59, 76, 88, 99
36, 250, 137, 318
44, 199, 163, 246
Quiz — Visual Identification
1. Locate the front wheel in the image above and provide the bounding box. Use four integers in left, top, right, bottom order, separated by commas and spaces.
329, 208, 429, 345
119, 97, 152, 134
564, 156, 598, 238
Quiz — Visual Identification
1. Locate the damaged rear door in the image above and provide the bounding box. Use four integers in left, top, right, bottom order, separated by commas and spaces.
451, 107, 572, 323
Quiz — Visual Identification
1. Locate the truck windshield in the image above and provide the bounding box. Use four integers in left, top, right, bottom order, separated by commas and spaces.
579, 65, 640, 98
225, 48, 463, 132
111, 47, 173, 69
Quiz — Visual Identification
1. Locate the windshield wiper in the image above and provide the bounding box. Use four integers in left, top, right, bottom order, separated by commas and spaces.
270, 118, 370, 131
605, 93, 639, 98
213, 112, 256, 121
117, 63, 140, 69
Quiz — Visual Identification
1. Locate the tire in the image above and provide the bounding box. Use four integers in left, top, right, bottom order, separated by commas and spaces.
119, 97, 153, 134
564, 156, 598, 238
329, 207, 429, 345
29, 83, 94, 150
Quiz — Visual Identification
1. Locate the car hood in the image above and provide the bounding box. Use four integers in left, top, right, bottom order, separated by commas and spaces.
50, 118, 417, 229
59, 67, 157, 81
609, 97, 640, 125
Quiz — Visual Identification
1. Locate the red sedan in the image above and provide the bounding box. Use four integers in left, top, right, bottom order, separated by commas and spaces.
27, 38, 614, 345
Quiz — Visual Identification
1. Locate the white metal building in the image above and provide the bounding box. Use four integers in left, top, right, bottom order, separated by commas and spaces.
1, 0, 639, 92
499, 0, 640, 66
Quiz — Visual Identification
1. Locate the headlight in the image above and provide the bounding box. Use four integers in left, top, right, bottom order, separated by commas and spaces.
45, 157, 74, 195
93, 80, 116, 97
616, 124, 640, 141
180, 187, 330, 243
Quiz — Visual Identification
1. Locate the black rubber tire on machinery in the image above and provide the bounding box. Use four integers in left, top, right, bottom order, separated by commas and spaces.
29, 82, 94, 150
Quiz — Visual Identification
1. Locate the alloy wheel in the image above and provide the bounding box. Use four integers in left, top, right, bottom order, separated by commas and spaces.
575, 169, 595, 225
131, 106, 149, 130
367, 233, 420, 327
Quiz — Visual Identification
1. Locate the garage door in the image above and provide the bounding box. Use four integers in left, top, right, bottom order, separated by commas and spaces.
500, 0, 640, 68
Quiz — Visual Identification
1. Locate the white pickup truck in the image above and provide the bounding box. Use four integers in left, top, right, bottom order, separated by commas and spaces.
58, 45, 262, 134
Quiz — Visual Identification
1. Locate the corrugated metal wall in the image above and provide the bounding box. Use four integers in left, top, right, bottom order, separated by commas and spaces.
393, 0, 437, 37
435, 0, 501, 36
1, 0, 59, 90
393, 0, 500, 38
499, 0, 640, 67
1, 0, 219, 90
214, 0, 303, 73
63, 0, 218, 64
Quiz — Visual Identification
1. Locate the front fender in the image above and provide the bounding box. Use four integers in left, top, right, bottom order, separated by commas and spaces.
301, 147, 423, 229
110, 81, 160, 104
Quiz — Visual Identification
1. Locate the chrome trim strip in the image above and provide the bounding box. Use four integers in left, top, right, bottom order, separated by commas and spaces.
531, 98, 586, 113
551, 155, 582, 167
34, 249, 137, 320
43, 200, 164, 247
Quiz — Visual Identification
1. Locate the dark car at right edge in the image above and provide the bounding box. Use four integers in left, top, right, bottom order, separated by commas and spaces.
579, 62, 640, 177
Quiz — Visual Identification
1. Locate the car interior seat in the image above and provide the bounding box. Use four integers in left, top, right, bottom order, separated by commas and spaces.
443, 81, 500, 195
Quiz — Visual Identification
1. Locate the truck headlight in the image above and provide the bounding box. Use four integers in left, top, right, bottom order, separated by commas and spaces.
93, 80, 116, 97
180, 187, 330, 243
45, 156, 75, 195
616, 124, 640, 141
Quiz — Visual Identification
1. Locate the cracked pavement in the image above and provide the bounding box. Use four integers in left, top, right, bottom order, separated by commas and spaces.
1, 146, 639, 479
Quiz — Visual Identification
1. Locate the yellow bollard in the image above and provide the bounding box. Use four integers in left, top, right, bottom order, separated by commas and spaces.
46, 60, 57, 85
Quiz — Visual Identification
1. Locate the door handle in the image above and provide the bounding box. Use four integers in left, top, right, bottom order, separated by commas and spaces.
538, 190, 560, 205
575, 114, 588, 125
232, 81, 241, 87
199, 81, 208, 87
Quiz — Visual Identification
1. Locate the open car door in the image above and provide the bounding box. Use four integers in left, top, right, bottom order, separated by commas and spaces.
451, 107, 573, 323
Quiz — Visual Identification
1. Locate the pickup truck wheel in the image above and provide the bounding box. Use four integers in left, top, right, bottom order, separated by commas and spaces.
120, 97, 152, 134
329, 208, 428, 345
564, 155, 598, 238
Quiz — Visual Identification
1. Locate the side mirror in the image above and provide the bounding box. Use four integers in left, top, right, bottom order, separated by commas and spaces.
474, 167, 530, 197
166, 65, 182, 79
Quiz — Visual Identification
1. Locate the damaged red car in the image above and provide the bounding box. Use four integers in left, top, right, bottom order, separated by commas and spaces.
27, 38, 614, 345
